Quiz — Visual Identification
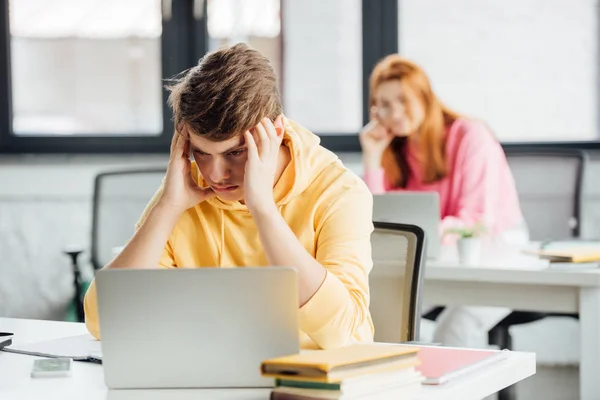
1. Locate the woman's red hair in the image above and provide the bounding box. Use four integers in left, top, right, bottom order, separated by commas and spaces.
369, 55, 461, 186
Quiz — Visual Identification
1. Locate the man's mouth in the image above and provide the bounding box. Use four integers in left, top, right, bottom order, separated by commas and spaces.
211, 185, 238, 192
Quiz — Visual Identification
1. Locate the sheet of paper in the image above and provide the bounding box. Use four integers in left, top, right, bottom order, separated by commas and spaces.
539, 240, 600, 252
2, 334, 100, 360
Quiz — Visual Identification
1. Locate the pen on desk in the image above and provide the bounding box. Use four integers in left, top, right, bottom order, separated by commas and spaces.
86, 357, 103, 365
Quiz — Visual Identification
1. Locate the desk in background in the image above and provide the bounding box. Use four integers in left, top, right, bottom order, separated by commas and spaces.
425, 253, 600, 400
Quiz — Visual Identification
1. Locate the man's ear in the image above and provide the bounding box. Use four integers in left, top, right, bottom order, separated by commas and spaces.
273, 115, 285, 137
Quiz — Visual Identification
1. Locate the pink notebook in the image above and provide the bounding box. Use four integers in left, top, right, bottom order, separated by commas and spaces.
415, 346, 509, 385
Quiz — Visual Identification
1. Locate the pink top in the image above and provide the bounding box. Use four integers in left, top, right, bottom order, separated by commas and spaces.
363, 118, 524, 236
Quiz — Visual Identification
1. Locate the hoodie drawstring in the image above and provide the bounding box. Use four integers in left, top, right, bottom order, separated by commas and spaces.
219, 209, 224, 267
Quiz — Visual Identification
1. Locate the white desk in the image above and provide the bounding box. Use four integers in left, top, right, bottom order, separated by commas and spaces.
0, 318, 534, 400
425, 256, 600, 400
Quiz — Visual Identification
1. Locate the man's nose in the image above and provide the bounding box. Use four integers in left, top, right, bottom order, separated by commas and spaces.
208, 157, 231, 183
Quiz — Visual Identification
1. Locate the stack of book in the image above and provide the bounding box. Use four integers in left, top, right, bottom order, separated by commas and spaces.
260, 344, 423, 399
523, 241, 600, 264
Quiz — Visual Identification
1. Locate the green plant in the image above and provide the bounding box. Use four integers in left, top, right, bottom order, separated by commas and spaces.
444, 221, 486, 238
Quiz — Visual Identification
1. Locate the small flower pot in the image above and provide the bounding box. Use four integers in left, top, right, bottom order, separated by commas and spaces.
457, 237, 482, 266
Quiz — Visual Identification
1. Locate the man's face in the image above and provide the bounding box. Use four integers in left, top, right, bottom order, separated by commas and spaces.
188, 131, 248, 202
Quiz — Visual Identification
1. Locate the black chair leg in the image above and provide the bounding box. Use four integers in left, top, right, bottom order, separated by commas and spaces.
64, 249, 84, 322
498, 383, 517, 400
422, 306, 445, 321
489, 326, 517, 400
488, 325, 512, 350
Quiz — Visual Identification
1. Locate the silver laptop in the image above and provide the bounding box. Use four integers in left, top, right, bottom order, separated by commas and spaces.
372, 192, 441, 259
96, 267, 299, 389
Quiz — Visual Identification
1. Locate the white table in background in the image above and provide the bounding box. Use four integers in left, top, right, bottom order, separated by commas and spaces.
0, 318, 534, 400
425, 251, 600, 400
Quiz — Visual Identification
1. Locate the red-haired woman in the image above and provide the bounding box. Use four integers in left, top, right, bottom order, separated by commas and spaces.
361, 55, 528, 348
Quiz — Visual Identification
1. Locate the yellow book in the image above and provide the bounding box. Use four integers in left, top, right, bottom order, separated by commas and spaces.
260, 344, 419, 383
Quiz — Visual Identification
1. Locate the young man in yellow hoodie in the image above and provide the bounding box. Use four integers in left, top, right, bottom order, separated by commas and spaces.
83, 43, 375, 350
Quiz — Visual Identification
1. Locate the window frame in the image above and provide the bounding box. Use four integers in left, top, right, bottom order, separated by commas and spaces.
0, 0, 199, 154
2, 0, 597, 154
0, 0, 391, 154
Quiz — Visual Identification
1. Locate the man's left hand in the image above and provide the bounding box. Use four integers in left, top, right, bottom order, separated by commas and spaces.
244, 117, 284, 216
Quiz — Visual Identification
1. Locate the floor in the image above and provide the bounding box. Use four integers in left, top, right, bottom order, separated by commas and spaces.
486, 366, 579, 400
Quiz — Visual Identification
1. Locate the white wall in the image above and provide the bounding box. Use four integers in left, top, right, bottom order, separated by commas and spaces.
0, 155, 167, 318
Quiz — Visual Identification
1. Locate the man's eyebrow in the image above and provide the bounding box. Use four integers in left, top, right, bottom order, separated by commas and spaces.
191, 144, 246, 154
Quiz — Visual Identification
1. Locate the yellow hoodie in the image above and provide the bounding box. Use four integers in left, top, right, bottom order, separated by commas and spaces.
83, 118, 375, 349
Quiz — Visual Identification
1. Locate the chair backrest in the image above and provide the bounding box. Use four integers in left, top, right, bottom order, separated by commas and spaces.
505, 149, 585, 241
581, 156, 600, 239
369, 221, 426, 343
91, 168, 166, 270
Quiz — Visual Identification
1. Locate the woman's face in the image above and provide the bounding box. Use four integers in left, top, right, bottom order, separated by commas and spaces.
373, 80, 425, 137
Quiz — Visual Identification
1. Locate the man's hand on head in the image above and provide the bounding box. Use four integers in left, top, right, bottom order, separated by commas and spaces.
243, 117, 284, 217
158, 127, 216, 215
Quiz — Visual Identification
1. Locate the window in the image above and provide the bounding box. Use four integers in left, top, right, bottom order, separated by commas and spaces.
0, 0, 195, 152
398, 0, 598, 143
0, 0, 396, 153
208, 0, 282, 80
283, 0, 362, 134
206, 0, 363, 135
9, 0, 163, 136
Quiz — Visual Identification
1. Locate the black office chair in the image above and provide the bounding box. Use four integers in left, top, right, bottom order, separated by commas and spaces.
369, 221, 426, 343
90, 168, 167, 270
66, 168, 166, 322
505, 148, 586, 240
489, 150, 585, 338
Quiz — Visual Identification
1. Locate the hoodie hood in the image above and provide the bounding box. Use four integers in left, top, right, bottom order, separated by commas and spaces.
192, 116, 340, 212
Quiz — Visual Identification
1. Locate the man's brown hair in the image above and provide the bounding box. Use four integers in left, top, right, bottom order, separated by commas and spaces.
167, 43, 282, 141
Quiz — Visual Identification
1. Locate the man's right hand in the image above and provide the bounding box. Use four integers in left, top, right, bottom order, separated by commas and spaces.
158, 127, 216, 214
359, 107, 394, 171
